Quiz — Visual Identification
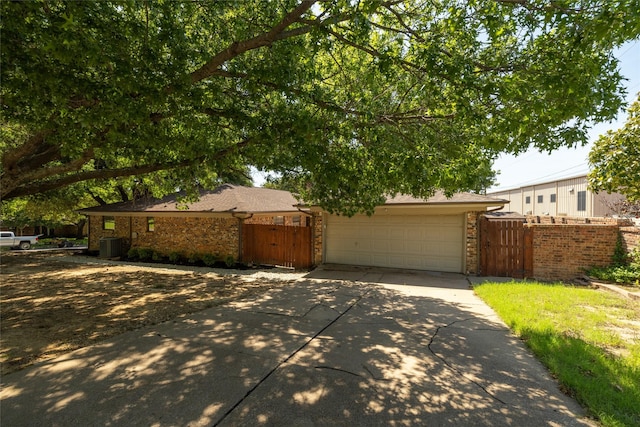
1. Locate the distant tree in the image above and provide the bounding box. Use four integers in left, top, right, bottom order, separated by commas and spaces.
2, 1, 639, 214
588, 95, 640, 202
0, 198, 32, 233
263, 174, 304, 195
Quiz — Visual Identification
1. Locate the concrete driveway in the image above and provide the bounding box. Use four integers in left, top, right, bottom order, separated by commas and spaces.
1, 265, 590, 426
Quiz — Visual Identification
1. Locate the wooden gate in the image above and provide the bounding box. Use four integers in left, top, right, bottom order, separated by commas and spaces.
242, 224, 312, 269
480, 218, 533, 278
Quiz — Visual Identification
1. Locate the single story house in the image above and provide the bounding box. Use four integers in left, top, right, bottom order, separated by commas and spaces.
80, 184, 507, 274
78, 184, 309, 264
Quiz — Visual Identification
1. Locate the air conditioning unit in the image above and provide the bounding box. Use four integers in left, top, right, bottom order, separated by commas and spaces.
100, 237, 122, 258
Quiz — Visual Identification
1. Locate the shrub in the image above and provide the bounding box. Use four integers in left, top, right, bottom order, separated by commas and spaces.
127, 248, 139, 260
201, 253, 217, 267
168, 251, 182, 264
612, 232, 628, 267
225, 255, 236, 268
587, 248, 640, 287
152, 251, 163, 262
187, 253, 200, 264
137, 248, 153, 261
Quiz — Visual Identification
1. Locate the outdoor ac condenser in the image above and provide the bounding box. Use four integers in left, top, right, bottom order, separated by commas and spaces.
99, 237, 122, 258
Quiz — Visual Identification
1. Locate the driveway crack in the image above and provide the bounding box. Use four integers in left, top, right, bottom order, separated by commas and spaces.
212, 290, 369, 426
427, 318, 506, 405
314, 365, 363, 377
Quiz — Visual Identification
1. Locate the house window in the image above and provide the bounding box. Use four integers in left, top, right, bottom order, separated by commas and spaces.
292, 216, 301, 226
147, 217, 155, 232
525, 196, 531, 204
550, 194, 556, 203
537, 195, 543, 203
103, 216, 115, 230
577, 191, 587, 211
274, 216, 284, 225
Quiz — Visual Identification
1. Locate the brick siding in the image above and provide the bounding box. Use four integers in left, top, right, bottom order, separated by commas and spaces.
88, 215, 132, 251
620, 226, 640, 253
531, 224, 619, 281
465, 211, 481, 275
244, 214, 309, 226
89, 215, 239, 259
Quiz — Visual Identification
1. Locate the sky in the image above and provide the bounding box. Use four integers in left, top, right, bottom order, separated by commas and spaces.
253, 40, 640, 189
489, 40, 640, 191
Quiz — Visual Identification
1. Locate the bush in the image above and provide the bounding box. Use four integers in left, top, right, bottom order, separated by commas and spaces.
168, 251, 182, 264
225, 255, 236, 268
152, 251, 163, 262
587, 248, 640, 287
137, 248, 154, 261
127, 248, 139, 260
201, 253, 217, 267
612, 232, 628, 267
187, 253, 201, 264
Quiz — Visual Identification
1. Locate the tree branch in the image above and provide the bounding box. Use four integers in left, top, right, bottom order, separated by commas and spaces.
2, 137, 256, 199
3, 161, 190, 199
1, 130, 56, 173
1, 148, 95, 197
188, 0, 317, 84
496, 0, 591, 13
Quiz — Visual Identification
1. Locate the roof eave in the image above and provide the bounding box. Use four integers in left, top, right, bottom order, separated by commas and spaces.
77, 209, 301, 217
305, 200, 508, 212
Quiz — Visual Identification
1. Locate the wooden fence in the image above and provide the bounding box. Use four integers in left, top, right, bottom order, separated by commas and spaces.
480, 218, 533, 278
242, 224, 312, 269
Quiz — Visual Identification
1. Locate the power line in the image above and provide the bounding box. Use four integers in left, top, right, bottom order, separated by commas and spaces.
618, 40, 638, 58
497, 163, 588, 190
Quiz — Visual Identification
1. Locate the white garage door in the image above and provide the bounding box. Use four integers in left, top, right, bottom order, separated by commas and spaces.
325, 214, 464, 272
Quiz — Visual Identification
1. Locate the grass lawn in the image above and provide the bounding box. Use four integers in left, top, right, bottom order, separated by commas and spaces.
474, 281, 640, 427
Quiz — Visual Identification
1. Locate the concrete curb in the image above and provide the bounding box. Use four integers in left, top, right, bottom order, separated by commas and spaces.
589, 280, 640, 301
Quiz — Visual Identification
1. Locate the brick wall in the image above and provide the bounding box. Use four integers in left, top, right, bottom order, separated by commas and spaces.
88, 215, 132, 251
135, 216, 239, 258
526, 215, 632, 225
465, 211, 481, 275
89, 215, 240, 259
244, 214, 310, 226
531, 224, 619, 281
620, 226, 640, 253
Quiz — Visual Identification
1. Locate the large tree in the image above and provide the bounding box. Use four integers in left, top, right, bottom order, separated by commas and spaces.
588, 95, 640, 202
2, 1, 638, 213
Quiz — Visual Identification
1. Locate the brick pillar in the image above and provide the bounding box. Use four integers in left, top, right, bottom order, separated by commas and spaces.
465, 211, 480, 275
312, 212, 323, 265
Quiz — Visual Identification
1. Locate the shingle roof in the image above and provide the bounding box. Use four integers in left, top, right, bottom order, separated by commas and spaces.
79, 184, 300, 214
384, 191, 507, 205
483, 211, 526, 219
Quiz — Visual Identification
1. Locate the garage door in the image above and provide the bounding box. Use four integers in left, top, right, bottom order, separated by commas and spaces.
325, 214, 464, 272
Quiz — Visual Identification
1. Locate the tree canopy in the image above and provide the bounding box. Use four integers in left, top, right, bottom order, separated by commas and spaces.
588, 94, 640, 202
2, 0, 639, 213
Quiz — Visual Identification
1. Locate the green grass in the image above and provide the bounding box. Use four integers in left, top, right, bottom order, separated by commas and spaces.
474, 281, 640, 427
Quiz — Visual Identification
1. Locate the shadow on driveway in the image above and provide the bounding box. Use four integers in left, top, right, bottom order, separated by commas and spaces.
1, 267, 591, 426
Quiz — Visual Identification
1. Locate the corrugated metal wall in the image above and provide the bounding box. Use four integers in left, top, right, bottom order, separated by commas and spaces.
489, 175, 623, 217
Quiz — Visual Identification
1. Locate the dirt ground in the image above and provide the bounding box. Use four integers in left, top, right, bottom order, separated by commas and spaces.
0, 252, 300, 376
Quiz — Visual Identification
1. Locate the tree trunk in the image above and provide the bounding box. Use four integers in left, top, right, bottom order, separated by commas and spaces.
76, 218, 87, 239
